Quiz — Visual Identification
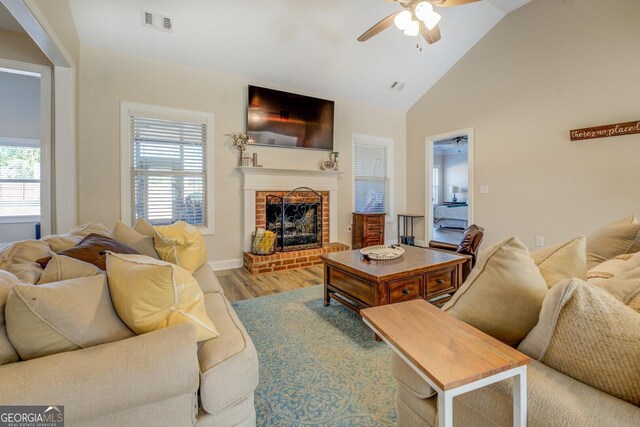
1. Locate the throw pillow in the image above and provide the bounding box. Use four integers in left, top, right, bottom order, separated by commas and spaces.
518, 279, 640, 406
38, 234, 140, 270
135, 218, 207, 274
111, 221, 160, 259
442, 236, 549, 347
586, 215, 640, 269
41, 222, 112, 252
0, 270, 21, 365
5, 274, 134, 360
587, 251, 640, 280
105, 252, 218, 342
0, 240, 51, 284
588, 267, 640, 313
530, 236, 587, 288
37, 253, 102, 284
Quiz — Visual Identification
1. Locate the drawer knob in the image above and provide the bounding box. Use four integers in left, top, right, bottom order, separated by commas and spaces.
402, 288, 410, 295
437, 279, 445, 285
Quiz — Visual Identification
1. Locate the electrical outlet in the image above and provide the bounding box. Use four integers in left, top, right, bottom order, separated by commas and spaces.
347, 225, 352, 232
480, 185, 489, 194
536, 236, 544, 247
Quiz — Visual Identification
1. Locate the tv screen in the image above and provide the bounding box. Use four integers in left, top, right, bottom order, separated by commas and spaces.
247, 85, 334, 150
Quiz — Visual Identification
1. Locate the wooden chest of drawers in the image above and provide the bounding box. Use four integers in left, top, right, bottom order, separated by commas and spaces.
352, 213, 386, 249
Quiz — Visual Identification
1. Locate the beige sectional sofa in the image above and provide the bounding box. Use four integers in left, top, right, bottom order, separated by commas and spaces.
0, 241, 258, 426
393, 230, 640, 426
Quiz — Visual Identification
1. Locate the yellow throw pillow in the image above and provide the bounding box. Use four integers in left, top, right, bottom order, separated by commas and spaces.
586, 215, 640, 269
105, 252, 218, 342
5, 274, 133, 360
111, 221, 160, 259
41, 222, 112, 252
518, 279, 640, 406
37, 253, 102, 285
443, 237, 549, 347
135, 219, 207, 273
530, 236, 587, 288
0, 240, 51, 284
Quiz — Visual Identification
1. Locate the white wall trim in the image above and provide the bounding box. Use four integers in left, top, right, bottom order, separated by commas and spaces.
351, 133, 395, 223
425, 128, 474, 244
0, 59, 51, 234
208, 259, 242, 271
120, 102, 215, 235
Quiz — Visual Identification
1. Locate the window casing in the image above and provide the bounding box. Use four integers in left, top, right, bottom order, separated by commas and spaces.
121, 103, 214, 234
352, 134, 394, 219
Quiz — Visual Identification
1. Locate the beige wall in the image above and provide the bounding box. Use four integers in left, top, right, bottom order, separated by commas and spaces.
78, 46, 406, 263
407, 0, 640, 249
0, 29, 50, 65
32, 0, 79, 65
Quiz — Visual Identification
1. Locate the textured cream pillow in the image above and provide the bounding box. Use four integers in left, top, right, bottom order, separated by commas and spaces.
111, 221, 160, 259
5, 274, 134, 360
0, 270, 21, 365
530, 236, 587, 288
135, 218, 207, 273
41, 222, 112, 252
518, 279, 640, 405
0, 240, 51, 284
37, 253, 102, 285
106, 252, 218, 342
586, 215, 640, 269
443, 237, 549, 347
587, 251, 640, 280
589, 267, 640, 313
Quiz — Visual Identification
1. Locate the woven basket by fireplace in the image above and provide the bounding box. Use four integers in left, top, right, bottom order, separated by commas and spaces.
251, 229, 276, 255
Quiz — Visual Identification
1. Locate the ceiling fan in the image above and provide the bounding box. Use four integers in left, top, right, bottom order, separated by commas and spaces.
357, 0, 481, 47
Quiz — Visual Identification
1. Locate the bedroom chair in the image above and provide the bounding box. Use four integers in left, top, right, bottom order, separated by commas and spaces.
428, 224, 484, 280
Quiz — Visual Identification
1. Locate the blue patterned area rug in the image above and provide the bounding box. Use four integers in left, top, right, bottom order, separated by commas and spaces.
232, 285, 397, 427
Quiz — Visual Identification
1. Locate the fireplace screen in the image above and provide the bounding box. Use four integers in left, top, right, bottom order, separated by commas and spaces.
266, 187, 322, 252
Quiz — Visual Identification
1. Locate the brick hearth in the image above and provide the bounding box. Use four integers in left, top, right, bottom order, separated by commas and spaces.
243, 242, 349, 274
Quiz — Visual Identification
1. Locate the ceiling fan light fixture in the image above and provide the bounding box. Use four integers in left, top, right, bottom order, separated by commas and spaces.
414, 2, 434, 21
403, 19, 420, 36
423, 10, 441, 30
393, 10, 412, 30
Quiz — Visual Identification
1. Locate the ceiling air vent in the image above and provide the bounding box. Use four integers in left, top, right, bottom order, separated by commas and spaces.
141, 10, 173, 33
390, 81, 405, 92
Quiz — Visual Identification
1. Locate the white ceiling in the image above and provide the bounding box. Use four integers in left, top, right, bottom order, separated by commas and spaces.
68, 0, 532, 111
0, 2, 25, 33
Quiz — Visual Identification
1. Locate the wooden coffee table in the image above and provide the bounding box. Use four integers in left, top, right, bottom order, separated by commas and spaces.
361, 300, 530, 427
320, 245, 467, 313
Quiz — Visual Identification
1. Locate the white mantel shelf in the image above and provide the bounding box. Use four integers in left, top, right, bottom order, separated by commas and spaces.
239, 166, 342, 252
237, 166, 343, 177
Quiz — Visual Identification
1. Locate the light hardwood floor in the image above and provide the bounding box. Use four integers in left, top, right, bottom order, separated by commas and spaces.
215, 265, 324, 302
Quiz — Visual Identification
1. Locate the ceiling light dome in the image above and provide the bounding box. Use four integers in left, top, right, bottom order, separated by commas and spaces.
393, 10, 412, 30
414, 2, 434, 21
403, 19, 420, 37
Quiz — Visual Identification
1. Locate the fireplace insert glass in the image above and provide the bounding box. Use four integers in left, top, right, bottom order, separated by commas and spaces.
265, 187, 323, 252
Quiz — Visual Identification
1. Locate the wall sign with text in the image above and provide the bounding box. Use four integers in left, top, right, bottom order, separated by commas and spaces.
570, 120, 640, 141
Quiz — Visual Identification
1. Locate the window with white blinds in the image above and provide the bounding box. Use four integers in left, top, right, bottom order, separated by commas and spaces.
122, 104, 214, 232
0, 140, 41, 219
352, 135, 393, 216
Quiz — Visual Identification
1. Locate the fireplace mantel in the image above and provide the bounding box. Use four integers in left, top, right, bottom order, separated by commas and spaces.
239, 166, 342, 251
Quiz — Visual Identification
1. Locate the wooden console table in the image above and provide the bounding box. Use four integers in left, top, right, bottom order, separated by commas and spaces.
361, 299, 530, 427
320, 245, 467, 314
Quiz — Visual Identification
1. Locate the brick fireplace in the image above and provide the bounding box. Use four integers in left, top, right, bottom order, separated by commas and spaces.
239, 167, 349, 274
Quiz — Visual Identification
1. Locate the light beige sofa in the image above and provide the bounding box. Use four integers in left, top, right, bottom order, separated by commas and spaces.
392, 249, 640, 427
0, 259, 259, 426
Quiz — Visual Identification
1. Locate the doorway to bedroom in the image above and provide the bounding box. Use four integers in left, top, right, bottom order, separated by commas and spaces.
425, 129, 473, 246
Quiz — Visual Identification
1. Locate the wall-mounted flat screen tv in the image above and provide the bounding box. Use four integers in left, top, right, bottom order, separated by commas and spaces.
247, 85, 334, 151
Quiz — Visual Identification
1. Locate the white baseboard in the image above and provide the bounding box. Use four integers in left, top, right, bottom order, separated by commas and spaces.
415, 239, 427, 247
385, 238, 399, 245
208, 259, 243, 271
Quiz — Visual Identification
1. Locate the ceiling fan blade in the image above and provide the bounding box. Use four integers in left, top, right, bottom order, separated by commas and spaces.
357, 12, 400, 42
431, 0, 481, 7
420, 22, 442, 44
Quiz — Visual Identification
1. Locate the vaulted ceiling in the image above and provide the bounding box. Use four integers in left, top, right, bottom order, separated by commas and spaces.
68, 0, 532, 110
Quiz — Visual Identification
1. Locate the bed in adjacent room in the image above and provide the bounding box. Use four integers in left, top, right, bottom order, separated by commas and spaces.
434, 204, 468, 229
